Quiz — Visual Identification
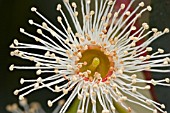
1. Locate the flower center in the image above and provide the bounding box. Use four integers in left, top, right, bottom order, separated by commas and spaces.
76, 45, 114, 82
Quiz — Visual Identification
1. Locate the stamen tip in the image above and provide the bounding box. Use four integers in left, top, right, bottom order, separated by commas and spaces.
165, 78, 170, 83
108, 1, 113, 5
145, 85, 151, 89
161, 104, 165, 109
153, 109, 157, 113
9, 44, 15, 48
56, 4, 61, 11
47, 100, 53, 107
19, 95, 24, 100
13, 89, 19, 95
28, 19, 34, 25
158, 48, 164, 53
71, 2, 77, 8
164, 28, 169, 33
13, 39, 19, 46
102, 109, 109, 113
121, 4, 125, 9
20, 78, 24, 84
9, 64, 14, 71
42, 22, 48, 28
86, 0, 91, 4
57, 16, 62, 23
37, 29, 43, 34
146, 47, 153, 51
152, 28, 158, 32
20, 28, 25, 33
142, 23, 149, 29
31, 7, 37, 12
139, 2, 145, 7
37, 77, 42, 83
36, 69, 41, 75
147, 6, 152, 11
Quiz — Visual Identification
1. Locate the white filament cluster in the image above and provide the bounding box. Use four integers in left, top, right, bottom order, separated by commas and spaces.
9, 0, 170, 113
6, 99, 65, 113
6, 99, 46, 113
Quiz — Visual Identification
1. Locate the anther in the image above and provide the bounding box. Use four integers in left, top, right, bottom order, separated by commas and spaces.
13, 89, 19, 95
158, 48, 164, 53
47, 100, 53, 107
165, 78, 170, 83
108, 1, 113, 5
147, 6, 152, 11
78, 94, 83, 100
57, 4, 61, 11
20, 28, 25, 33
31, 7, 37, 12
86, 0, 91, 4
153, 109, 157, 113
146, 47, 153, 51
20, 78, 24, 84
161, 104, 165, 109
121, 4, 125, 9
145, 85, 151, 90
9, 64, 14, 71
132, 87, 137, 92
42, 22, 48, 28
125, 11, 131, 16
145, 99, 151, 105
90, 11, 95, 16
151, 79, 157, 86
114, 12, 118, 17
55, 85, 60, 92
139, 2, 144, 7
10, 51, 15, 56
28, 20, 34, 25
37, 77, 42, 83
164, 28, 169, 33
102, 109, 109, 113
34, 83, 39, 89
45, 51, 50, 57
57, 16, 62, 23
63, 88, 68, 94
74, 11, 78, 17
152, 28, 158, 32
19, 95, 24, 100
10, 44, 15, 48
72, 2, 77, 8
37, 29, 43, 34
67, 27, 72, 33
142, 23, 149, 29
36, 69, 41, 75
77, 109, 83, 113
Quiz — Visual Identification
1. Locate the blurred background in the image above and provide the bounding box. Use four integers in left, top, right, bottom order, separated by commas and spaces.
0, 0, 170, 113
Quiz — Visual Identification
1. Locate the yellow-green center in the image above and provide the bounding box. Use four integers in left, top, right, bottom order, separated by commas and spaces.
77, 45, 114, 82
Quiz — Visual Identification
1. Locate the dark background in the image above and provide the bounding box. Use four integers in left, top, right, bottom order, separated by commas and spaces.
0, 0, 170, 113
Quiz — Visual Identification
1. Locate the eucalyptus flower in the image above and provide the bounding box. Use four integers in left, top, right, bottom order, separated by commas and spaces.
9, 0, 170, 113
